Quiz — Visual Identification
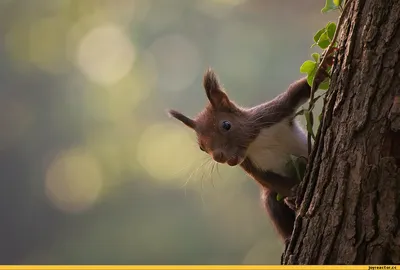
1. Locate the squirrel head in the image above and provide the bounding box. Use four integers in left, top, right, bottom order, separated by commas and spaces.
168, 68, 254, 166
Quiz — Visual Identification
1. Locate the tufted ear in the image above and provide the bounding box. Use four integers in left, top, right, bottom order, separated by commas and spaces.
203, 68, 231, 109
167, 109, 196, 129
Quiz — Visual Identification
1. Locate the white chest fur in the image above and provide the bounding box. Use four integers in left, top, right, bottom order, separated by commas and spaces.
245, 119, 308, 175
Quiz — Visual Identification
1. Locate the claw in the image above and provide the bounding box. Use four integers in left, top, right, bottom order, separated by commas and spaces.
284, 197, 297, 211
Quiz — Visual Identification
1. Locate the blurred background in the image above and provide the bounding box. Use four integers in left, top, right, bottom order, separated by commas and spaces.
0, 0, 335, 265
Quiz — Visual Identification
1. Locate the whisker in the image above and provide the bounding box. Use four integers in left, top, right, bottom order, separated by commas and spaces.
204, 159, 214, 188
188, 157, 208, 208
171, 160, 195, 179
210, 161, 217, 188
201, 156, 214, 205
184, 159, 206, 196
180, 157, 210, 193
200, 189, 206, 208
215, 163, 223, 182
197, 158, 213, 201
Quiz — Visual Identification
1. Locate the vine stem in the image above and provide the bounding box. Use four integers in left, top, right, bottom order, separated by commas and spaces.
306, 0, 354, 155
295, 93, 327, 117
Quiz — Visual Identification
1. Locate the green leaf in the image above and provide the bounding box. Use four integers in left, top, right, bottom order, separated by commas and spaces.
307, 75, 314, 87
318, 40, 330, 49
312, 53, 320, 62
313, 28, 326, 43
333, 0, 342, 6
322, 0, 339, 13
317, 32, 331, 49
327, 22, 337, 40
306, 66, 317, 87
276, 193, 284, 201
319, 79, 330, 90
300, 60, 316, 74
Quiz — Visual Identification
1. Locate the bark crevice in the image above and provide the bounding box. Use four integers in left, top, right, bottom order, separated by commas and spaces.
282, 0, 400, 264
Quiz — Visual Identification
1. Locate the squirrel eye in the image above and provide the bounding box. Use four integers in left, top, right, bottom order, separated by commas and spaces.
221, 120, 231, 131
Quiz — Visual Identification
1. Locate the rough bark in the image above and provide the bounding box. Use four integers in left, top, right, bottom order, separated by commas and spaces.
283, 0, 400, 264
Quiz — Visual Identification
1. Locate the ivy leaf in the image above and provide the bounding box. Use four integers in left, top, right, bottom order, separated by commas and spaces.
307, 70, 330, 90
313, 28, 326, 43
306, 67, 317, 87
327, 22, 337, 40
319, 79, 330, 90
317, 32, 331, 49
307, 74, 314, 87
322, 0, 339, 13
319, 40, 330, 49
300, 60, 316, 75
333, 0, 342, 6
312, 53, 320, 62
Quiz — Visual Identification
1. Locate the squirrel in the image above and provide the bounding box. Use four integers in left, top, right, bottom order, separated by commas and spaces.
167, 68, 315, 243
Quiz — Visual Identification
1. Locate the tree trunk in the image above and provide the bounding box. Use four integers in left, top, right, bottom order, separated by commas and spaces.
282, 0, 400, 264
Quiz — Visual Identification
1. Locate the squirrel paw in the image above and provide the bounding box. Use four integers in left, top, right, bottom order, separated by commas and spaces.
284, 184, 299, 211
284, 197, 297, 211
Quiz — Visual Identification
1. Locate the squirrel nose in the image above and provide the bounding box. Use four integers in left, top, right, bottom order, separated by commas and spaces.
212, 150, 226, 163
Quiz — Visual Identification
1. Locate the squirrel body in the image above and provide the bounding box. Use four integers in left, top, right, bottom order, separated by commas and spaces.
245, 118, 307, 176
168, 68, 311, 242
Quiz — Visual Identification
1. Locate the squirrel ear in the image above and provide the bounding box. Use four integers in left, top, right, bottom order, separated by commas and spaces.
203, 68, 231, 109
167, 109, 196, 129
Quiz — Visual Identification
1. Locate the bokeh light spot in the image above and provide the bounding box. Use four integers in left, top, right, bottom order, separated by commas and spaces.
45, 148, 103, 213
76, 23, 135, 86
137, 123, 202, 182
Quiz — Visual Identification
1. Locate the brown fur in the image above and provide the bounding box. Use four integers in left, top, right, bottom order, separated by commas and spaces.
168, 68, 310, 168
168, 68, 313, 242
